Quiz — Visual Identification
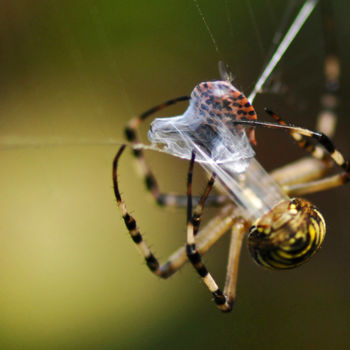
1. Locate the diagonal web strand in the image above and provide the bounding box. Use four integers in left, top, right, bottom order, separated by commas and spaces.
248, 0, 319, 103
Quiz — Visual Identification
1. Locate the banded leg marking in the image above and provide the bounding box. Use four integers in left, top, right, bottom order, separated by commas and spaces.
264, 108, 332, 167
113, 145, 182, 278
222, 218, 248, 307
263, 108, 349, 172
186, 152, 233, 312
192, 175, 216, 236
262, 109, 350, 194
233, 117, 350, 181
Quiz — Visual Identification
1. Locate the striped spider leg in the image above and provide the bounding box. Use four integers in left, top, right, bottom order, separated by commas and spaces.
230, 114, 349, 196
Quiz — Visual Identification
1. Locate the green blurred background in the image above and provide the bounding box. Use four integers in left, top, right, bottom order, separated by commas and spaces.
0, 1, 349, 349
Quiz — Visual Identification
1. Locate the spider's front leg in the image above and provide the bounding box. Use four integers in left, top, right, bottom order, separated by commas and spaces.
113, 145, 181, 278
185, 152, 248, 312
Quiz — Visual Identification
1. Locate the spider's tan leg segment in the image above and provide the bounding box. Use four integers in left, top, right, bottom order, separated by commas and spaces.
316, 0, 339, 138
222, 218, 248, 306
283, 173, 349, 197
125, 96, 226, 207
185, 152, 234, 312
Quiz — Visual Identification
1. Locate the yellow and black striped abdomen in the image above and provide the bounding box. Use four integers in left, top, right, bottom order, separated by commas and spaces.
248, 198, 326, 270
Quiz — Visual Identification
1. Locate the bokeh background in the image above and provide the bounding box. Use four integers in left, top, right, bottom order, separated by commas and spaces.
0, 1, 349, 349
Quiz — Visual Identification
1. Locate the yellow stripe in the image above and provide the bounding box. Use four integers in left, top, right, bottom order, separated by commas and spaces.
332, 150, 345, 165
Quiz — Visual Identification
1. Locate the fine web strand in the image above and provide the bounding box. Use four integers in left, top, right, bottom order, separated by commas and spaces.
2, 1, 318, 152
245, 0, 265, 61
248, 0, 319, 103
192, 0, 221, 55
88, 0, 134, 118
0, 136, 162, 154
224, 0, 234, 40
263, 0, 297, 70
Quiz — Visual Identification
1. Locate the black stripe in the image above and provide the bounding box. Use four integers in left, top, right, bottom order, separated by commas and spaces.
145, 254, 159, 271
123, 214, 137, 231
133, 149, 142, 158
156, 195, 167, 206
125, 127, 136, 141
140, 106, 160, 120
212, 289, 226, 305
192, 215, 200, 228
145, 174, 156, 190
131, 233, 142, 244
188, 252, 201, 265
186, 244, 201, 264
197, 265, 208, 277
317, 132, 335, 154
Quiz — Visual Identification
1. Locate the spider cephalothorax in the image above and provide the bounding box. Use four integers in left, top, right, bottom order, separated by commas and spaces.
248, 198, 326, 269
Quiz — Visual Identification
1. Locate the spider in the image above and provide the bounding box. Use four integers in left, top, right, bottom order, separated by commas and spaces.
112, 2, 349, 312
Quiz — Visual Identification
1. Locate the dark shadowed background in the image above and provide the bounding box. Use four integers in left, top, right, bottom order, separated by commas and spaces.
0, 1, 349, 349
